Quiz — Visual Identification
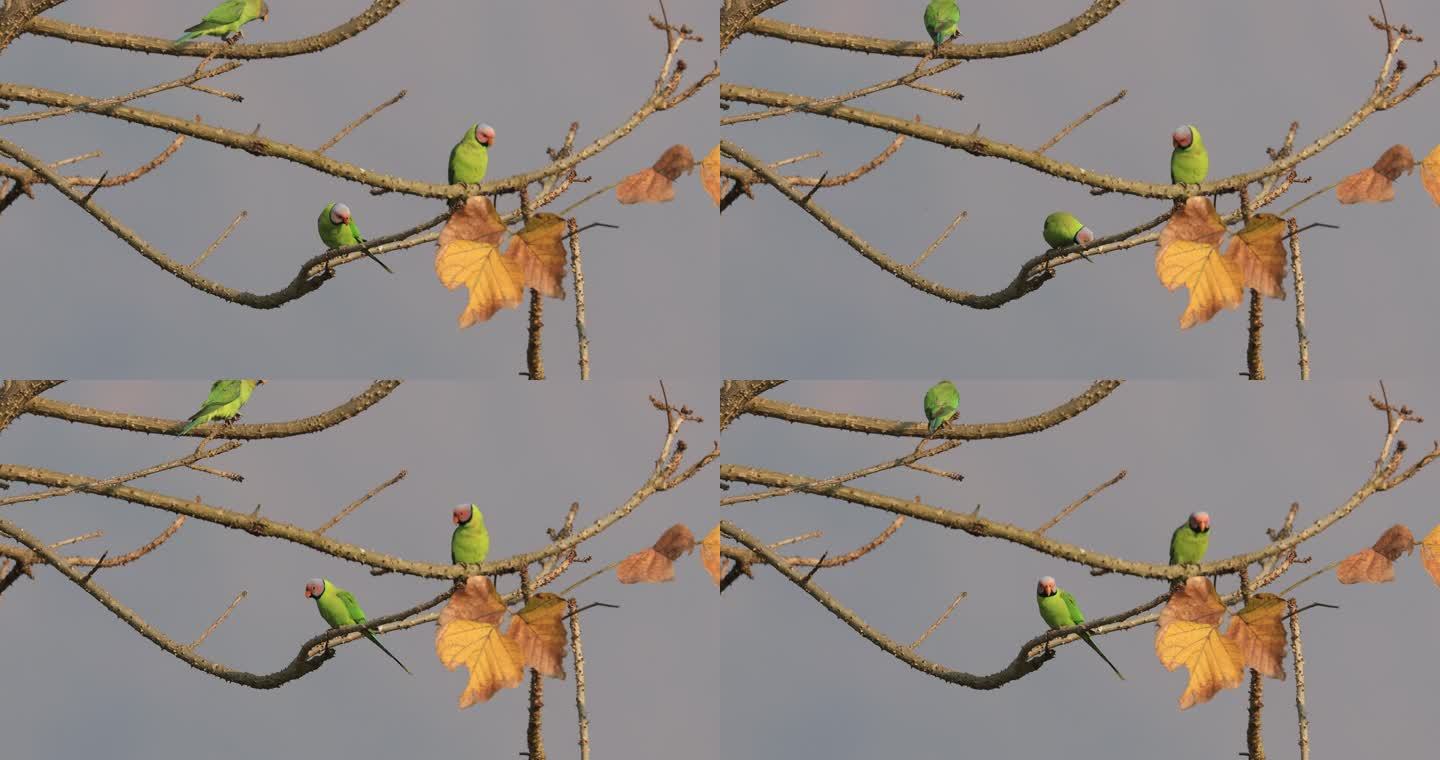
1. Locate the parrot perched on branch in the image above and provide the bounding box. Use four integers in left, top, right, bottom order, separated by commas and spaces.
318, 202, 393, 273
1042, 211, 1096, 261
1170, 125, 1209, 185
923, 380, 960, 433
176, 379, 262, 434
1036, 576, 1125, 680
448, 123, 496, 186
305, 578, 411, 675
1169, 510, 1211, 566
923, 0, 961, 46
451, 504, 490, 566
174, 0, 269, 45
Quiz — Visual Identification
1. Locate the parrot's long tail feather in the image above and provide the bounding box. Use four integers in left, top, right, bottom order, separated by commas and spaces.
363, 251, 394, 274
176, 414, 204, 434
364, 629, 411, 675
1078, 630, 1125, 680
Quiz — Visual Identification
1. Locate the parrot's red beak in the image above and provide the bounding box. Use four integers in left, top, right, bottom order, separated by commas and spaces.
304, 588, 312, 598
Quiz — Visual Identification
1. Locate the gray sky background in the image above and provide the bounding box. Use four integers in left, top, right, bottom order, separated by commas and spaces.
0, 380, 718, 760
721, 0, 1440, 378
721, 381, 1440, 759
2, 1, 716, 378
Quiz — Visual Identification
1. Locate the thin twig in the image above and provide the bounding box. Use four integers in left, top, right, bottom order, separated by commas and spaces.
569, 598, 591, 760
189, 590, 247, 649
910, 591, 968, 649
1035, 470, 1126, 535
0, 442, 242, 508
1288, 598, 1310, 760
569, 219, 590, 380
1035, 89, 1127, 154
0, 62, 243, 127
1289, 219, 1310, 379
316, 90, 406, 153
315, 470, 406, 535
49, 530, 104, 549
188, 210, 248, 270
769, 530, 823, 548
909, 210, 968, 269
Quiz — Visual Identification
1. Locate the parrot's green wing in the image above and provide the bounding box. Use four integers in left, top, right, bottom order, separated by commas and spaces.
448, 125, 490, 185
451, 514, 491, 565
346, 219, 365, 245
923, 0, 960, 45
1169, 523, 1209, 565
1042, 212, 1083, 248
336, 589, 367, 625
177, 379, 245, 434
923, 381, 959, 433
1059, 589, 1085, 625
199, 0, 248, 26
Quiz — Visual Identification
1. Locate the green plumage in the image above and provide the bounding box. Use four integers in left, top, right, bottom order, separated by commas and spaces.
1170, 125, 1209, 185
451, 505, 490, 566
174, 0, 268, 45
448, 124, 490, 185
176, 379, 259, 434
923, 0, 960, 45
312, 579, 411, 675
1042, 211, 1086, 248
923, 380, 959, 433
1037, 585, 1125, 680
1169, 521, 1210, 566
317, 202, 392, 273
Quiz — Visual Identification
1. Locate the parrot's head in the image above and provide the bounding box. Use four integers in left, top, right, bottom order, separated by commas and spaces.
303, 578, 326, 599
329, 203, 352, 225
475, 123, 496, 147
1189, 511, 1210, 533
1172, 125, 1195, 149
260, 2, 270, 22
1074, 226, 1095, 246
453, 503, 480, 526
1036, 576, 1057, 597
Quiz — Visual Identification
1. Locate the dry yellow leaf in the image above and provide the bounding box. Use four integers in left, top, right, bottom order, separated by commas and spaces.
1225, 593, 1287, 679
507, 213, 568, 298
700, 144, 722, 206
1156, 198, 1244, 329
435, 577, 525, 708
507, 592, 569, 679
1155, 577, 1246, 710
1227, 214, 1287, 299
435, 240, 526, 328
700, 523, 722, 587
1419, 145, 1440, 206
1420, 523, 1440, 588
438, 196, 507, 250
440, 576, 508, 628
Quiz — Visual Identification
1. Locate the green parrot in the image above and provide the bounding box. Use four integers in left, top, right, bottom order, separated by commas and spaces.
1036, 576, 1125, 680
448, 123, 496, 186
318, 202, 393, 274
176, 379, 263, 434
174, 0, 269, 45
1042, 211, 1095, 261
1170, 124, 1209, 185
923, 0, 961, 46
451, 504, 490, 566
1168, 510, 1211, 566
304, 578, 411, 674
923, 380, 960, 433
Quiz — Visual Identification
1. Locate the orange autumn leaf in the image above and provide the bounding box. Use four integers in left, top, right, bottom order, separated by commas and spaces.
1336, 524, 1415, 584
507, 592, 569, 679
1226, 214, 1287, 299
1419, 144, 1440, 206
507, 213, 568, 298
1155, 577, 1246, 710
1155, 197, 1244, 329
700, 523, 722, 587
616, 524, 696, 584
616, 144, 695, 204
700, 144, 722, 206
1419, 523, 1440, 588
1336, 145, 1413, 204
435, 577, 525, 707
438, 196, 507, 249
436, 240, 526, 328
1225, 593, 1287, 679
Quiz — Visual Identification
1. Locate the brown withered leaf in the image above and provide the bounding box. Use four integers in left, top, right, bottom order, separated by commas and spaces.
1226, 213, 1287, 299
1336, 146, 1413, 204
1372, 144, 1415, 181
700, 523, 722, 587
1155, 197, 1244, 329
438, 196, 507, 250
1420, 523, 1440, 588
506, 592, 568, 679
653, 523, 697, 561
507, 212, 568, 298
1336, 524, 1415, 584
616, 168, 676, 204
439, 576, 508, 628
652, 145, 696, 181
1419, 144, 1440, 206
615, 548, 674, 584
1225, 593, 1287, 679
1155, 577, 1246, 710
700, 144, 722, 206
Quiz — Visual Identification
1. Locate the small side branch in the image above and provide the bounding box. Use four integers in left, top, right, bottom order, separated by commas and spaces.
568, 598, 592, 760
526, 289, 546, 380
1288, 598, 1311, 760
1289, 219, 1310, 379
315, 470, 407, 535
1035, 470, 1126, 535
189, 590, 247, 649
1035, 89, 1127, 154
568, 219, 591, 380
316, 90, 406, 153
910, 591, 968, 649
